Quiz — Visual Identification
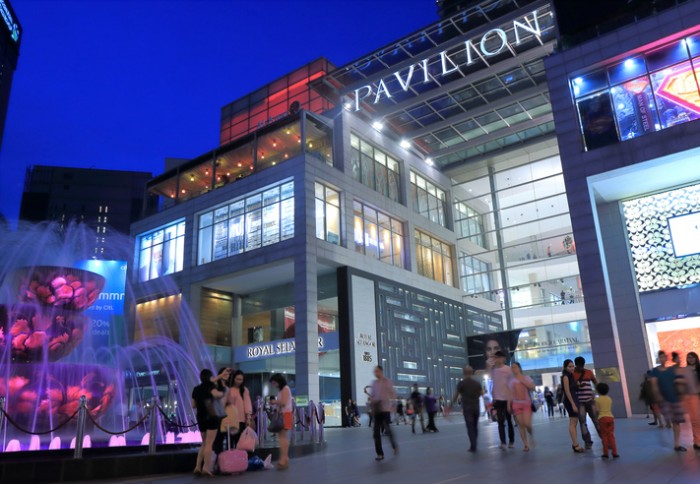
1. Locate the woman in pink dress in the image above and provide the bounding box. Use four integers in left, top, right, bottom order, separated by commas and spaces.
508, 362, 536, 451
226, 370, 253, 447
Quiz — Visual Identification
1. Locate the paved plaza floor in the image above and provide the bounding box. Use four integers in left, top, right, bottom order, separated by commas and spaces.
98, 412, 700, 484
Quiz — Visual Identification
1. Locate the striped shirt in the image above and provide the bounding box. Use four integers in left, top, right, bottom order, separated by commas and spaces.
574, 369, 596, 403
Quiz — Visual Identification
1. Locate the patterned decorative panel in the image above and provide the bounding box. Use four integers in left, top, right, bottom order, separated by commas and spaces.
622, 183, 700, 292
375, 281, 502, 398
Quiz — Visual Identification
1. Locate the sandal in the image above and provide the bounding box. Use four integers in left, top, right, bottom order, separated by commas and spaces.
572, 445, 585, 453
523, 446, 529, 452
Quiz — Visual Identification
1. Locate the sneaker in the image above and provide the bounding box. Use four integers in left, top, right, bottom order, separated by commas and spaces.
612, 454, 620, 458
601, 455, 609, 459
674, 446, 687, 452
508, 442, 514, 448
648, 422, 657, 426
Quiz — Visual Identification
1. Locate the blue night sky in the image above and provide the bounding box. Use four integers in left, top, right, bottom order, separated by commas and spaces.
0, 0, 437, 224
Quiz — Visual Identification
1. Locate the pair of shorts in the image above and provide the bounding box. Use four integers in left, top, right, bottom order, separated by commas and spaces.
511, 401, 532, 416
197, 416, 221, 431
283, 411, 293, 430
660, 401, 685, 424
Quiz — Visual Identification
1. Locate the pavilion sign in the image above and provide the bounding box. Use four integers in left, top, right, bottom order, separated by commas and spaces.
352, 9, 545, 111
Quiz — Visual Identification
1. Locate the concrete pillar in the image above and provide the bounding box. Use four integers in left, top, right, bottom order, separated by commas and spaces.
232, 295, 243, 366
591, 201, 649, 416
293, 252, 320, 403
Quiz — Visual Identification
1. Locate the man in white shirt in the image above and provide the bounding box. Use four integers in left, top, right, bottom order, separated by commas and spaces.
491, 350, 515, 449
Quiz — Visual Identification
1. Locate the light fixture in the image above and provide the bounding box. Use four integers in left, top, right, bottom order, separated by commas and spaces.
309, 142, 313, 148
181, 189, 186, 194
238, 163, 242, 167
623, 58, 635, 68
272, 140, 277, 148
400, 139, 411, 149
272, 161, 276, 166
573, 77, 583, 86
372, 121, 384, 131
226, 172, 230, 176
425, 157, 434, 166
285, 129, 291, 135
285, 153, 289, 158
204, 169, 209, 175
189, 174, 195, 181
250, 166, 254, 170
343, 102, 353, 111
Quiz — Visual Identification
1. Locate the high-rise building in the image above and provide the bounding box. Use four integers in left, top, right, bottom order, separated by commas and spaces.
19, 166, 156, 258
0, 0, 21, 150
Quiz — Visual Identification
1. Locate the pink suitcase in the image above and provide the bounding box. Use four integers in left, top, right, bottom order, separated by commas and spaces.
218, 426, 248, 474
218, 448, 248, 474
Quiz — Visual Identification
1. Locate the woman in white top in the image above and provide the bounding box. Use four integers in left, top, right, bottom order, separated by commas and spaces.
270, 373, 292, 470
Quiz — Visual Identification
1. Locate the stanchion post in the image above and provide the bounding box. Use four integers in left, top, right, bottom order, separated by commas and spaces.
318, 402, 325, 443
148, 399, 158, 455
74, 395, 87, 459
0, 397, 5, 432
256, 397, 263, 445
308, 401, 316, 443
290, 399, 297, 445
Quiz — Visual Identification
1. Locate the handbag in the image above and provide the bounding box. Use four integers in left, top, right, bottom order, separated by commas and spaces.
236, 426, 257, 452
220, 405, 240, 433
268, 408, 285, 433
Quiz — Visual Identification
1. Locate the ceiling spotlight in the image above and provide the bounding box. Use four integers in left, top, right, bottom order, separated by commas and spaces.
400, 139, 411, 149
426, 157, 434, 166
372, 121, 383, 131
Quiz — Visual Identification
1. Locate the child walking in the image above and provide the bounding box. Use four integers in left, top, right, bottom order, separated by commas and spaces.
595, 383, 619, 459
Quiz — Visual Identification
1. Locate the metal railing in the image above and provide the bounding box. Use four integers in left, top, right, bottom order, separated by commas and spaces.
0, 394, 325, 456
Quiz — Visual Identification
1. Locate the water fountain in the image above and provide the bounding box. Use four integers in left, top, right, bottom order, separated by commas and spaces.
0, 222, 212, 452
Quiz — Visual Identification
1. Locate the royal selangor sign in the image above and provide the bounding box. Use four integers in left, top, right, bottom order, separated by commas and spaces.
234, 332, 339, 362
352, 9, 547, 111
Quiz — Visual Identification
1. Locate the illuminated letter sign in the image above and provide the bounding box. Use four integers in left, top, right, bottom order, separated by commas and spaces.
0, 0, 19, 43
352, 9, 545, 111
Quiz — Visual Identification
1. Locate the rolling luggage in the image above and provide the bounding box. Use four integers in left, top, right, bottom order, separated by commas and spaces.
218, 426, 248, 474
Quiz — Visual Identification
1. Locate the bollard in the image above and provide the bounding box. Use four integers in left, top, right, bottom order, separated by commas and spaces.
256, 397, 264, 445
74, 395, 87, 459
308, 401, 316, 443
148, 399, 158, 455
290, 400, 297, 445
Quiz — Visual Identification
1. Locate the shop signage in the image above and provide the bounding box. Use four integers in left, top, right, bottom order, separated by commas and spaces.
352, 9, 545, 111
234, 332, 339, 362
0, 1, 19, 43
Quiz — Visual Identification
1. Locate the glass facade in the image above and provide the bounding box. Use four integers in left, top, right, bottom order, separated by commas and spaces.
353, 201, 404, 267
414, 230, 454, 286
315, 182, 341, 245
454, 155, 583, 328
197, 180, 294, 265
137, 220, 186, 282
410, 171, 447, 226
571, 33, 700, 150
350, 134, 401, 202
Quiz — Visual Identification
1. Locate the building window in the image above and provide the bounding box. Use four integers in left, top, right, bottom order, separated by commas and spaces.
353, 201, 404, 267
571, 35, 700, 150
315, 182, 341, 245
350, 134, 400, 202
454, 201, 485, 247
137, 219, 186, 282
197, 180, 294, 265
410, 171, 447, 226
415, 230, 454, 286
459, 252, 491, 295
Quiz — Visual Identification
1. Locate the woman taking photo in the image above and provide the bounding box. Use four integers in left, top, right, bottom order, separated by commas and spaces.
227, 370, 253, 446
562, 359, 585, 453
269, 373, 293, 470
192, 369, 228, 476
508, 362, 536, 451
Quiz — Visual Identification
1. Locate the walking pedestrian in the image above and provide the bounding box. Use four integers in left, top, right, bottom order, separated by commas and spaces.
640, 374, 663, 426
556, 384, 565, 416
451, 365, 483, 452
491, 350, 515, 449
410, 383, 426, 434
425, 387, 439, 432
648, 351, 686, 452
395, 398, 406, 425
544, 386, 555, 417
562, 359, 585, 453
595, 383, 619, 459
573, 356, 600, 449
679, 352, 700, 449
508, 362, 535, 451
369, 365, 398, 461
269, 373, 293, 469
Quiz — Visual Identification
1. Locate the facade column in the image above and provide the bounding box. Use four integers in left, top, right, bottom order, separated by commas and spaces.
231, 295, 243, 367
293, 251, 320, 403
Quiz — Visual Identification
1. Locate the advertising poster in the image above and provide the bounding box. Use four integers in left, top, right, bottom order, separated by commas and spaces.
350, 275, 379, 403
228, 215, 245, 255
213, 221, 228, 260
75, 260, 127, 348
466, 330, 522, 371
246, 210, 262, 251
280, 198, 295, 240
262, 204, 280, 246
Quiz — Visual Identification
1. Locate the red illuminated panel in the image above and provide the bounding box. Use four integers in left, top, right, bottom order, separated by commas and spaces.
656, 64, 700, 114
657, 327, 700, 358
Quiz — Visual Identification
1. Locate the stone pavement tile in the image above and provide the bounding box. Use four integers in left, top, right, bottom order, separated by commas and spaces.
91, 414, 700, 484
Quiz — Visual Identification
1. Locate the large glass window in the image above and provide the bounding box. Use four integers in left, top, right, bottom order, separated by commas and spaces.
459, 252, 491, 294
315, 182, 341, 245
137, 220, 186, 282
410, 171, 447, 226
353, 201, 404, 267
197, 180, 294, 265
571, 35, 700, 150
350, 134, 401, 202
454, 201, 486, 247
414, 230, 454, 286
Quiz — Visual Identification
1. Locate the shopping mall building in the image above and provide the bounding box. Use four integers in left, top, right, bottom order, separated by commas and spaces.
129, 0, 700, 419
